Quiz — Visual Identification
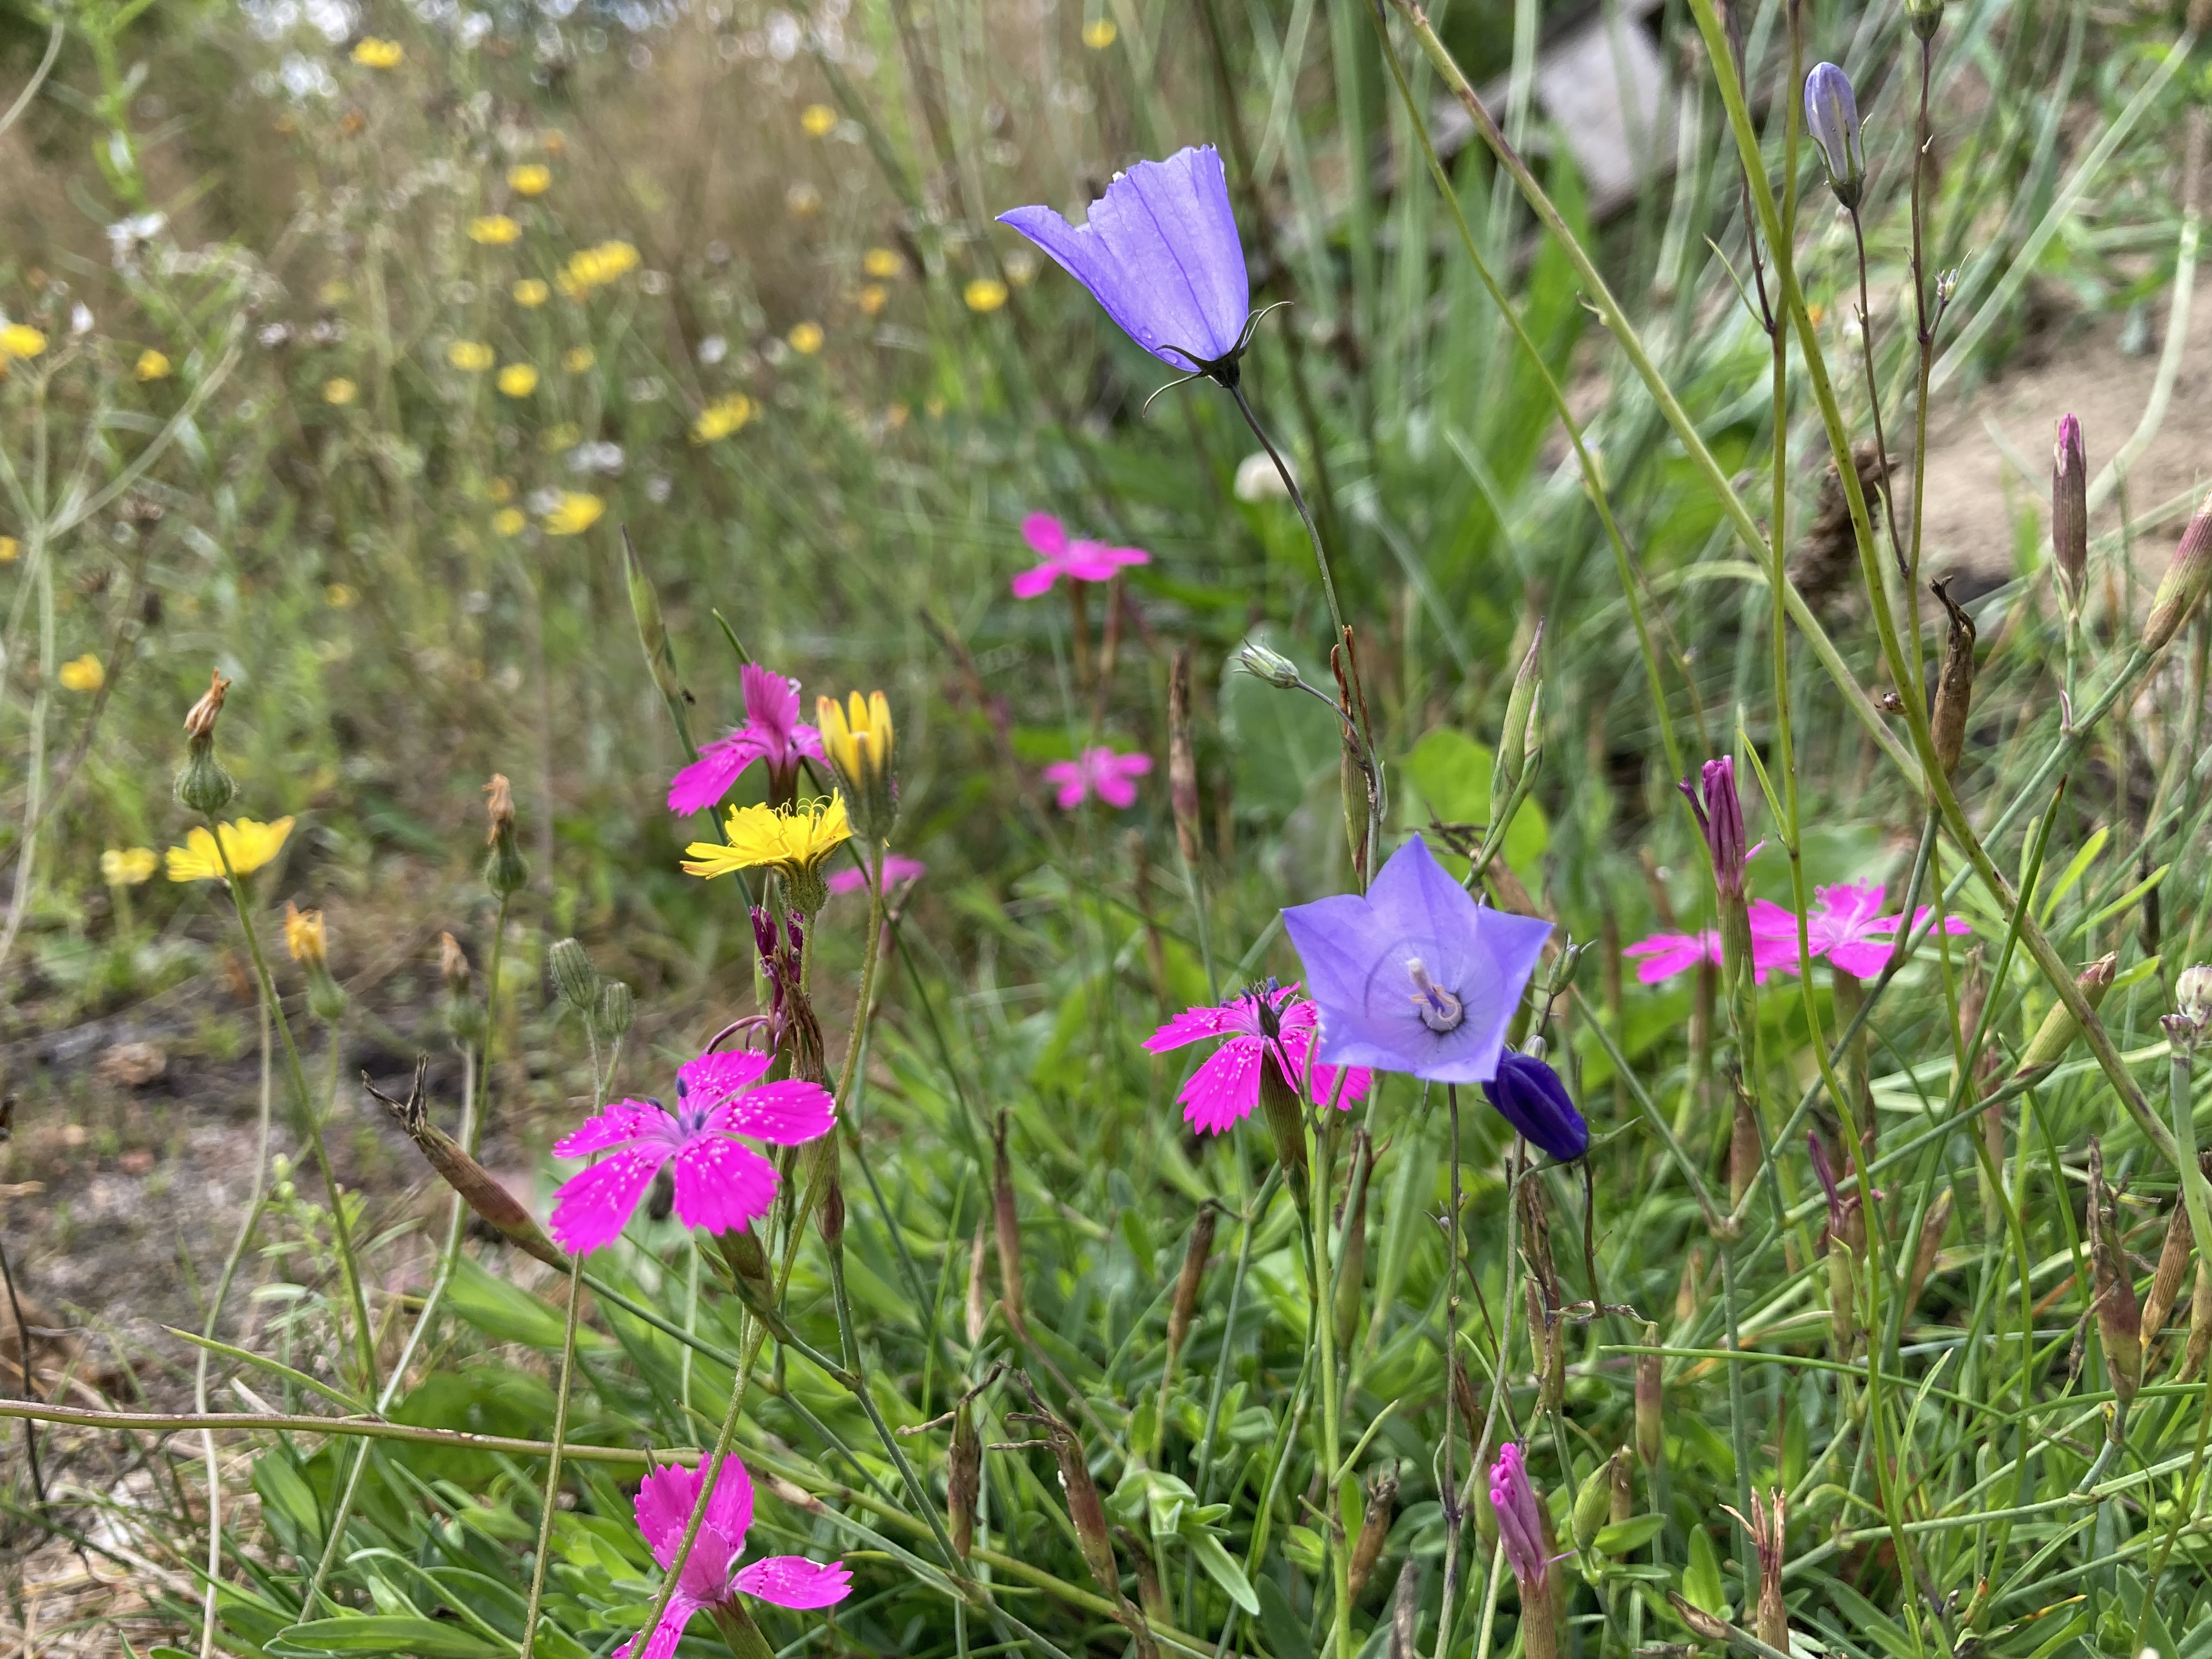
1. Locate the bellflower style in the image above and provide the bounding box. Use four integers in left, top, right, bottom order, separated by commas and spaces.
549, 1049, 836, 1253
1804, 63, 1865, 208
1045, 746, 1153, 810
1013, 512, 1152, 597
1680, 758, 1748, 900
1747, 882, 1972, 980
616, 1455, 851, 1659
668, 664, 823, 816
1482, 1051, 1589, 1163
1282, 835, 1553, 1085
998, 146, 1252, 380
1144, 982, 1372, 1135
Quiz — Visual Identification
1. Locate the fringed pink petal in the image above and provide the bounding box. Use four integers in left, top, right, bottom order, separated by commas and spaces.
1143, 1000, 1254, 1055
1042, 761, 1086, 809
1020, 512, 1068, 556
550, 1146, 674, 1254
735, 1556, 854, 1610
1825, 941, 1892, 980
554, 1099, 676, 1159
667, 740, 757, 816
697, 1454, 757, 1559
668, 1136, 781, 1238
713, 1079, 837, 1146
1622, 932, 1714, 984
740, 664, 804, 748
678, 1048, 774, 1110
636, 1462, 705, 1565
1012, 564, 1061, 599
1177, 1040, 1264, 1135
612, 1596, 701, 1659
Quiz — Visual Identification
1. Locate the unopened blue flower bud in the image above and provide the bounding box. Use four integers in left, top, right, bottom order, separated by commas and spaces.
1481, 1051, 1589, 1163
1804, 63, 1865, 210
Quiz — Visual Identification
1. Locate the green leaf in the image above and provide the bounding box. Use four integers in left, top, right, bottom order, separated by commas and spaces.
1396, 727, 1548, 881
1681, 1525, 1728, 1619
1590, 1515, 1665, 1556
268, 1616, 507, 1656
1258, 1574, 1317, 1659
443, 1252, 608, 1352
1189, 1532, 1261, 1615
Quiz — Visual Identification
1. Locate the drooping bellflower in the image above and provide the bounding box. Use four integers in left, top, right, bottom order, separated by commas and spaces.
668, 663, 823, 817
1804, 63, 1865, 209
550, 1048, 836, 1254
998, 146, 1253, 381
616, 1455, 850, 1659
1143, 981, 1370, 1136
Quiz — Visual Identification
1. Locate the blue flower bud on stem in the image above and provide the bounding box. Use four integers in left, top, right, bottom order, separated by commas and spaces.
1804, 63, 1866, 210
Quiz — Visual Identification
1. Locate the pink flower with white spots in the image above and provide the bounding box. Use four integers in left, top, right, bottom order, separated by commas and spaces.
667, 663, 823, 816
1011, 512, 1150, 598
614, 1454, 850, 1659
1044, 746, 1152, 810
549, 1049, 835, 1254
1749, 881, 1971, 980
1621, 927, 1790, 986
1143, 981, 1370, 1135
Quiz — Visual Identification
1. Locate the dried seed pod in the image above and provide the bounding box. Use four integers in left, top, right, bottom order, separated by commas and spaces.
2051, 415, 2087, 612
1347, 1468, 1398, 1598
2185, 1260, 2212, 1379
2140, 1198, 2194, 1364
1729, 1087, 1763, 1210
965, 1220, 990, 1345
368, 1065, 565, 1269
2086, 1138, 2142, 1403
1167, 1203, 1218, 1368
1608, 1443, 1634, 1524
948, 1401, 980, 1558
1903, 1188, 1955, 1316
1928, 578, 1977, 777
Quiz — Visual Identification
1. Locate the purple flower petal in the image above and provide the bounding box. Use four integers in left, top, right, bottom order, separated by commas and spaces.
551, 1144, 675, 1253
669, 1135, 781, 1236
712, 1079, 837, 1146
735, 1556, 854, 1610
554, 1098, 678, 1159
1480, 1051, 1589, 1161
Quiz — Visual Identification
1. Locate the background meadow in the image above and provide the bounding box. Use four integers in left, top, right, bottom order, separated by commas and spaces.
5, 0, 2212, 1654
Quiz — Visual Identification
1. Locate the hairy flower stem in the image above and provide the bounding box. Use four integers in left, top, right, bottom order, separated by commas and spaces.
1430, 1086, 1466, 1659
1302, 1115, 1355, 1659
1847, 213, 1910, 583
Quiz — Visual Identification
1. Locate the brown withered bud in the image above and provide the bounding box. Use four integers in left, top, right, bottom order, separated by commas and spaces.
1347, 1468, 1398, 1598
1609, 1442, 1634, 1524
483, 773, 529, 898
1729, 1087, 1763, 1210
1011, 1381, 1157, 1659
1526, 1278, 1564, 1413
183, 669, 232, 741
965, 1220, 990, 1346
439, 930, 472, 991
366, 1063, 565, 1269
2052, 414, 2087, 612
1903, 1189, 1954, 1317
2086, 1138, 2142, 1403
1168, 646, 1201, 866
1450, 1352, 1483, 1446
1635, 1323, 1664, 1468
992, 1113, 1025, 1327
2185, 1261, 2212, 1379
1125, 1531, 1167, 1626
484, 772, 516, 843
176, 669, 238, 813
1166, 1203, 1218, 1369
2140, 1196, 2195, 1365
1740, 1490, 1789, 1653
2143, 487, 2212, 653
1929, 578, 1977, 777
947, 1401, 980, 1558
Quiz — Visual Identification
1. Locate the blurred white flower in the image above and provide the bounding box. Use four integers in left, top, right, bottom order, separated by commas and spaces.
70, 303, 94, 336
526, 487, 564, 515
1234, 451, 1292, 502
627, 377, 665, 402
698, 334, 729, 366
257, 323, 292, 348
646, 474, 673, 503
566, 441, 626, 475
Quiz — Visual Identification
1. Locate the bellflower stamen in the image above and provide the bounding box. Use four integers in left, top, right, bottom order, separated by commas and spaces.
1405, 956, 1465, 1032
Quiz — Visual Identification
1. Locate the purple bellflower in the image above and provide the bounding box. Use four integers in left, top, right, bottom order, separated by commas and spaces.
1281, 834, 1553, 1086
1804, 63, 1865, 208
998, 146, 1255, 383
1482, 1051, 1589, 1163
667, 663, 823, 817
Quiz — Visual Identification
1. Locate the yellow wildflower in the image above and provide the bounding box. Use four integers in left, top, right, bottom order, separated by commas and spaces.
542, 493, 604, 536
487, 477, 515, 502
857, 284, 887, 317
800, 103, 837, 137
683, 796, 852, 881
862, 246, 904, 280
351, 36, 404, 66
817, 692, 894, 784
561, 345, 595, 373
0, 537, 19, 561
543, 421, 581, 450
493, 506, 527, 535
101, 847, 159, 887
691, 394, 755, 444
136, 349, 172, 381
496, 362, 539, 397
788, 321, 824, 355
1082, 18, 1118, 48
165, 817, 296, 882
964, 278, 1008, 314
1, 324, 47, 359
323, 376, 358, 405
469, 215, 522, 246
325, 583, 358, 607
509, 163, 552, 196
448, 340, 495, 371
318, 279, 352, 305
283, 901, 328, 966
58, 654, 105, 693
512, 278, 550, 307
561, 241, 640, 295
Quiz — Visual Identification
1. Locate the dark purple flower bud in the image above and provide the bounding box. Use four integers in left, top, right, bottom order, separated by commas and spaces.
1481, 1052, 1589, 1162
1487, 1443, 1550, 1592
998, 146, 1254, 382
1679, 757, 1748, 901
1803, 63, 1865, 209
751, 905, 779, 963
2052, 415, 2088, 611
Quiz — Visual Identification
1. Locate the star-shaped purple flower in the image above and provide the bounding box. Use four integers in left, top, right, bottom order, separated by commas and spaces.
998, 146, 1251, 376
1281, 835, 1554, 1085
667, 663, 823, 817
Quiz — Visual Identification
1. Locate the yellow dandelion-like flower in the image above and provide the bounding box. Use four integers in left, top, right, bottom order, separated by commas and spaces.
352, 36, 404, 66
509, 163, 552, 196
1, 324, 47, 359
323, 376, 358, 405
318, 279, 352, 305
862, 246, 904, 280
800, 103, 838, 137
788, 321, 825, 355
682, 796, 852, 881
283, 901, 328, 967
58, 654, 104, 693
691, 393, 755, 444
543, 493, 604, 536
0, 537, 20, 562
561, 241, 641, 295
101, 847, 159, 887
857, 284, 888, 317
785, 182, 822, 219
512, 278, 550, 307
325, 583, 358, 608
165, 817, 296, 882
493, 506, 527, 535
561, 345, 595, 373
448, 340, 495, 371
1082, 18, 1118, 48
136, 349, 172, 381
964, 278, 1009, 314
543, 421, 581, 451
496, 362, 539, 397
469, 214, 522, 246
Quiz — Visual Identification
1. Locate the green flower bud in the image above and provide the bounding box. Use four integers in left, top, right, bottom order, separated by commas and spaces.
549, 937, 599, 1013
598, 979, 635, 1037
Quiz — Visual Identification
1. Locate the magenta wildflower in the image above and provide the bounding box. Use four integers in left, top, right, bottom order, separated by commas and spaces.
826, 854, 927, 898
549, 1049, 835, 1254
616, 1455, 851, 1659
1045, 745, 1153, 810
1488, 1442, 1552, 1592
1143, 981, 1372, 1135
667, 663, 823, 816
1622, 926, 1788, 986
1012, 512, 1151, 598
1747, 882, 1972, 980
